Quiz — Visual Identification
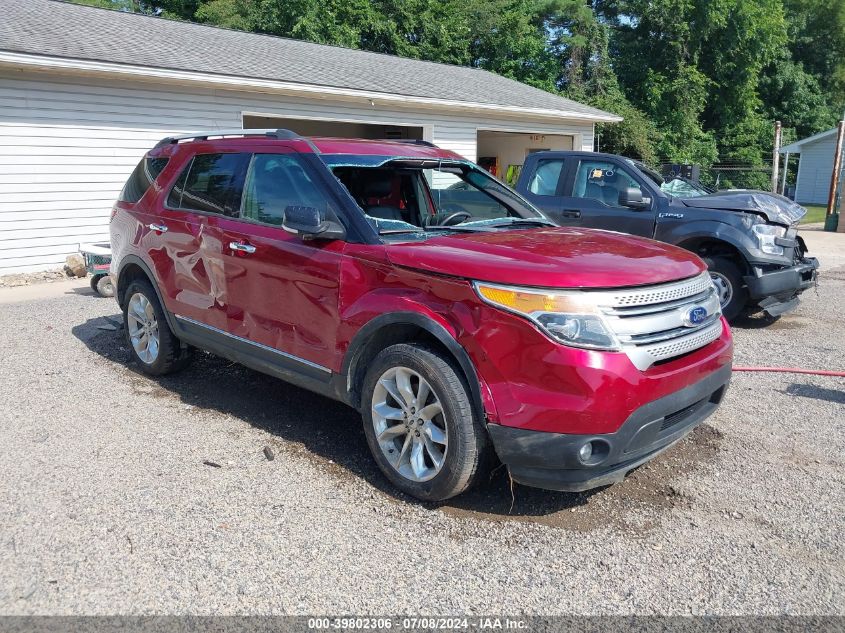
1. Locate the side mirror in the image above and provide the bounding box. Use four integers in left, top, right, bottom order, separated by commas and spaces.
619, 187, 650, 210
282, 205, 346, 241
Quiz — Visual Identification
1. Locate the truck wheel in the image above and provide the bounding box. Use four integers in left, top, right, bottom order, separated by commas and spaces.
704, 256, 747, 321
122, 279, 190, 376
361, 343, 490, 501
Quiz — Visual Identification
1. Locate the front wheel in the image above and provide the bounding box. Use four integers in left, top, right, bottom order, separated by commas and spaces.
704, 256, 747, 322
361, 344, 491, 501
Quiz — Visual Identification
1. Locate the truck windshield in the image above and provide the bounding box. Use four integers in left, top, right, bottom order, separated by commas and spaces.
660, 178, 711, 198
627, 159, 712, 199
329, 160, 547, 237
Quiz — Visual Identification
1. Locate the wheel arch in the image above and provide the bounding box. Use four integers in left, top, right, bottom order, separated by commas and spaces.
115, 255, 178, 331
677, 236, 750, 274
341, 312, 488, 421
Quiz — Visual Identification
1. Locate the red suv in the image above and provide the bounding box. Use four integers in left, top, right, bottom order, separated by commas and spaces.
110, 129, 733, 501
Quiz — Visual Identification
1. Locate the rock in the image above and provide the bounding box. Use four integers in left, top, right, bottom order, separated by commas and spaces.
64, 254, 87, 278
263, 446, 275, 461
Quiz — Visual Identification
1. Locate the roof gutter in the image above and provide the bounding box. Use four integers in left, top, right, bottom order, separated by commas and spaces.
0, 50, 623, 123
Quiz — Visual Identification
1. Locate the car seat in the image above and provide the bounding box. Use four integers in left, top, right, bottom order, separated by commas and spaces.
363, 178, 405, 221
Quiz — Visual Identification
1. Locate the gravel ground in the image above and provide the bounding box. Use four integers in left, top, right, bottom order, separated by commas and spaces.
0, 232, 843, 616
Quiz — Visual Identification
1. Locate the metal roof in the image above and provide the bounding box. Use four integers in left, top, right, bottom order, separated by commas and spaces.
0, 0, 621, 122
780, 128, 838, 154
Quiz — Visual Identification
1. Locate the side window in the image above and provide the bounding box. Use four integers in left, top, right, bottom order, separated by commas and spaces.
169, 153, 249, 216
241, 154, 331, 226
166, 159, 190, 208
119, 157, 169, 203
572, 160, 642, 207
527, 159, 565, 196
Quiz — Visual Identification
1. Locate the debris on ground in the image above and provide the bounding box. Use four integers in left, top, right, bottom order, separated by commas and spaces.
64, 254, 87, 278
263, 446, 275, 461
202, 460, 222, 468
0, 269, 66, 288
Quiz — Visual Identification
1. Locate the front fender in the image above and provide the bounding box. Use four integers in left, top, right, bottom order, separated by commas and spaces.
657, 220, 757, 260
339, 289, 497, 422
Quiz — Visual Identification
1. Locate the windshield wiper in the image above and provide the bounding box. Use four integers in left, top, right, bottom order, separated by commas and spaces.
379, 225, 486, 236
378, 227, 425, 235
423, 225, 486, 232
486, 218, 556, 228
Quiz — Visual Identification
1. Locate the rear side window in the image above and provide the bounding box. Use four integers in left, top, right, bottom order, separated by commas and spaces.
119, 157, 169, 203
167, 153, 249, 216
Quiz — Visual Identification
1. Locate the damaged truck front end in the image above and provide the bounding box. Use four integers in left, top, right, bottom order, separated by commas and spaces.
681, 192, 820, 317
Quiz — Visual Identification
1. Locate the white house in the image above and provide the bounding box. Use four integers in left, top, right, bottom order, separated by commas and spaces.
0, 0, 620, 274
780, 127, 841, 205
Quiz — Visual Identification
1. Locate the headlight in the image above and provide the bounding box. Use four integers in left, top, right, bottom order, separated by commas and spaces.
473, 282, 620, 350
752, 223, 787, 256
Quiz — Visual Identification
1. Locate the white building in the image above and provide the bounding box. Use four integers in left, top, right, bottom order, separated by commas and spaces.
0, 0, 620, 274
780, 127, 840, 205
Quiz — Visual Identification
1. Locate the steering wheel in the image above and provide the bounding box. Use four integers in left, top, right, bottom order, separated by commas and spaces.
431, 210, 472, 226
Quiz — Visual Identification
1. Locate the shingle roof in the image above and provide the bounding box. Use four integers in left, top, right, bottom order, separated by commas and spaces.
0, 0, 620, 122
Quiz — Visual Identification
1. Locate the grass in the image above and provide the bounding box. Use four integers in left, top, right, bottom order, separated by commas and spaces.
800, 204, 829, 224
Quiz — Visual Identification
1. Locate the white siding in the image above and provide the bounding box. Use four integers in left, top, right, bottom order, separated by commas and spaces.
0, 68, 595, 273
794, 136, 836, 205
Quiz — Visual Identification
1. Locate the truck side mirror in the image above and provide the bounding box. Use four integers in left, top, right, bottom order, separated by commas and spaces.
619, 187, 650, 210
283, 205, 346, 241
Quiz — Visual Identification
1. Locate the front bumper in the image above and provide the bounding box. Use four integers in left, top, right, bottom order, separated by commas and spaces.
487, 364, 731, 492
744, 256, 819, 316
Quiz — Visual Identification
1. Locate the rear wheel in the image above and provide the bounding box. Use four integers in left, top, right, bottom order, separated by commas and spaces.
704, 256, 747, 322
122, 279, 190, 375
361, 343, 490, 501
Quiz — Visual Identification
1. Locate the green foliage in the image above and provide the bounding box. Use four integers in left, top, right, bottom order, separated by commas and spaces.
66, 0, 843, 175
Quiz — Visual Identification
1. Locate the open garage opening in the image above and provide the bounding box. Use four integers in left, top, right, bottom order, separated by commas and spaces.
477, 130, 575, 186
243, 114, 425, 142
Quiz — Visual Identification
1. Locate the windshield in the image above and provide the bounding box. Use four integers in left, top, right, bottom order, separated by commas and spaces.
625, 158, 712, 199
327, 158, 548, 238
660, 178, 711, 198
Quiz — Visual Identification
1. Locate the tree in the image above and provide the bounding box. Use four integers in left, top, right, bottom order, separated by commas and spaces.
66, 0, 842, 175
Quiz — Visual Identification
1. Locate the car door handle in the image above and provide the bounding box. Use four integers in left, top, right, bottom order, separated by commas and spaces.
147, 223, 168, 233
229, 241, 256, 254
560, 210, 581, 219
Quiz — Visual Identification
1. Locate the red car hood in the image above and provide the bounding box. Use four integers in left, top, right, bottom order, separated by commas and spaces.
384, 227, 705, 288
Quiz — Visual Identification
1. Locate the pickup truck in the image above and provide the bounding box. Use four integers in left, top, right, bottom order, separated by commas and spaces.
516, 151, 819, 321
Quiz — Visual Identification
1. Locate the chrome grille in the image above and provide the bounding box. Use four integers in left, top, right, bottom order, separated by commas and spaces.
608, 274, 714, 307
591, 272, 723, 370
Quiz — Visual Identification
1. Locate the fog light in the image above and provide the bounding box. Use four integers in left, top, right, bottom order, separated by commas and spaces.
578, 442, 593, 463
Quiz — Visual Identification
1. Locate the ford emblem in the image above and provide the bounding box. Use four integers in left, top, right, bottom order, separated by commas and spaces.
684, 306, 708, 327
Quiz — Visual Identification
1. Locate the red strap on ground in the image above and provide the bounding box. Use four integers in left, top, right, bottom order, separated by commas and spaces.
732, 366, 845, 377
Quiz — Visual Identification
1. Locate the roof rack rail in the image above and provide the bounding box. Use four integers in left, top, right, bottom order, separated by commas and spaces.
152, 128, 320, 151
396, 139, 438, 148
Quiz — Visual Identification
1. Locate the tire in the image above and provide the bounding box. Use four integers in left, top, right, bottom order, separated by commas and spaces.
703, 256, 747, 322
122, 278, 190, 376
361, 343, 491, 501
95, 275, 115, 298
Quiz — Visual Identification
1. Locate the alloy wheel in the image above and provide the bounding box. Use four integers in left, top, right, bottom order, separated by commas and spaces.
371, 366, 448, 482
126, 292, 160, 364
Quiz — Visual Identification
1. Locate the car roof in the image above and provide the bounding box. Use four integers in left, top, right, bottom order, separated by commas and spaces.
153, 132, 464, 161
310, 137, 463, 159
